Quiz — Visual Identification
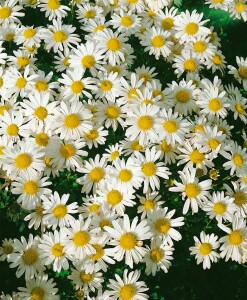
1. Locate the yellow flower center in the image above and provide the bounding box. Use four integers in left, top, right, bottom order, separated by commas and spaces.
105, 106, 119, 119
0, 146, 5, 155
34, 106, 48, 121
89, 203, 100, 214
121, 16, 133, 27
209, 169, 219, 180
233, 153, 243, 167
213, 202, 226, 214
143, 199, 155, 210
35, 80, 48, 92
238, 67, 247, 79
212, 54, 222, 65
163, 120, 178, 133
3, 244, 13, 254
107, 190, 122, 206
23, 180, 38, 195
184, 59, 197, 72
213, 0, 224, 3
194, 124, 205, 133
150, 248, 164, 262
70, 81, 84, 94
107, 38, 121, 51
199, 243, 212, 255
64, 113, 81, 129
131, 141, 143, 151
118, 169, 133, 182
189, 149, 204, 165
5, 33, 14, 41
84, 10, 96, 19
142, 162, 157, 176
35, 205, 44, 217
151, 36, 165, 48
47, 0, 60, 10
185, 22, 198, 35
185, 183, 200, 198
59, 144, 76, 158
119, 284, 136, 300
0, 7, 11, 19
127, 0, 138, 3
137, 115, 153, 131
155, 218, 170, 234
7, 124, 19, 136
100, 219, 112, 229
235, 103, 245, 114
229, 230, 243, 246
53, 30, 67, 42
208, 98, 222, 112
86, 129, 99, 140
193, 41, 206, 53
81, 55, 95, 68
31, 287, 45, 300
208, 138, 220, 150
119, 232, 137, 250
44, 157, 52, 168
52, 204, 67, 218
94, 25, 105, 32
233, 191, 246, 206
23, 28, 36, 38
51, 243, 64, 257
16, 77, 27, 89
35, 133, 49, 147
161, 140, 172, 153
15, 153, 32, 169
111, 151, 120, 160
139, 73, 151, 83
162, 17, 174, 30
73, 231, 90, 246
22, 248, 38, 265
17, 56, 30, 67
176, 90, 190, 103
0, 77, 3, 88
235, 1, 246, 13
91, 244, 104, 261
80, 271, 93, 283
63, 57, 70, 66
100, 80, 113, 92
89, 167, 105, 182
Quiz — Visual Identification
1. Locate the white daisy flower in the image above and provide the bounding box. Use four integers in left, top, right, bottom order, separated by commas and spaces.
69, 41, 105, 76
169, 168, 212, 214
68, 263, 103, 295
24, 200, 44, 230
14, 25, 43, 48
137, 191, 165, 219
174, 10, 211, 43
77, 154, 108, 194
84, 125, 108, 149
108, 157, 143, 194
105, 269, 149, 300
228, 56, 247, 90
147, 208, 184, 245
42, 191, 78, 230
0, 0, 24, 25
140, 27, 173, 60
64, 215, 96, 260
144, 236, 174, 275
17, 274, 59, 300
11, 174, 52, 210
218, 215, 247, 263
0, 238, 15, 261
189, 231, 220, 269
53, 100, 92, 139
8, 234, 45, 280
39, 230, 69, 272
97, 179, 136, 216
38, 0, 70, 20
125, 104, 160, 146
42, 19, 80, 53
202, 191, 235, 222
1, 140, 45, 180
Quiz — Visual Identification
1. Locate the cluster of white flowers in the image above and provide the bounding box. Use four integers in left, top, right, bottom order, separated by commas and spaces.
0, 0, 247, 299
205, 0, 247, 22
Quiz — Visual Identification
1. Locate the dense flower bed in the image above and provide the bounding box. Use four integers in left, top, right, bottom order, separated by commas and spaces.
1, 0, 247, 299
